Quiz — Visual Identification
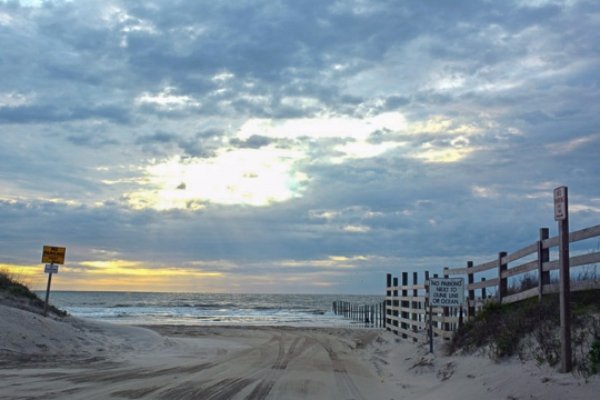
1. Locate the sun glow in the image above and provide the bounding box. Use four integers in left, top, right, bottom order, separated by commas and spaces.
79, 260, 223, 279
126, 147, 308, 210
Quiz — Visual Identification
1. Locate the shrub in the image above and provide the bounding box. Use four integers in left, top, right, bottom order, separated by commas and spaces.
0, 271, 67, 317
590, 341, 600, 375
448, 290, 600, 374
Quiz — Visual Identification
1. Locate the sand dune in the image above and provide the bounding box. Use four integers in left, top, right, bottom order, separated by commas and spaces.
1, 304, 598, 399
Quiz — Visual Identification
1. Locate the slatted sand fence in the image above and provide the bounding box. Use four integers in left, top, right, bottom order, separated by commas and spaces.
332, 299, 385, 328
384, 271, 463, 343
445, 223, 600, 319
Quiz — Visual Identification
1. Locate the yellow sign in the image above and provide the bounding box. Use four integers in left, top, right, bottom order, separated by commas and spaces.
41, 246, 66, 264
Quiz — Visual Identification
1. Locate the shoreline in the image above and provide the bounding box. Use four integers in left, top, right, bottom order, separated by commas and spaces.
1, 303, 599, 399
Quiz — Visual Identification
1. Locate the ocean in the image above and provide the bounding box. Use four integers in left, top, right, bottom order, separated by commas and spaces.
44, 291, 384, 327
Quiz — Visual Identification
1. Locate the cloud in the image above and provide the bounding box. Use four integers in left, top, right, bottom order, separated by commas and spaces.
124, 147, 309, 210
0, 0, 599, 293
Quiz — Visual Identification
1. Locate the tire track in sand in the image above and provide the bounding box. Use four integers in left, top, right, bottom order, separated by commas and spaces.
319, 339, 366, 400
246, 334, 316, 400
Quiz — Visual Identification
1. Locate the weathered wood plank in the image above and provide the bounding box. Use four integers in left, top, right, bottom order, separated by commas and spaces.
569, 224, 600, 243
388, 285, 426, 292
541, 224, 600, 250
451, 225, 600, 275
502, 287, 539, 304
388, 305, 417, 313
397, 284, 426, 291
467, 277, 499, 290
504, 259, 538, 278
570, 251, 600, 268
500, 279, 600, 305
543, 252, 600, 272
399, 307, 427, 314
505, 243, 538, 263
542, 235, 559, 249
397, 296, 427, 302
446, 259, 497, 275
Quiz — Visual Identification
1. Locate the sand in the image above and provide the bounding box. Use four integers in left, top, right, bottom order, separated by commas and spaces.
1, 303, 598, 400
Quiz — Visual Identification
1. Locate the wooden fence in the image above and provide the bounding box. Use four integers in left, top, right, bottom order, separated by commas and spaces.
445, 224, 600, 317
383, 223, 600, 343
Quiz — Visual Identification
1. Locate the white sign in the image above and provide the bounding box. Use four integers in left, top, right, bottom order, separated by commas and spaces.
554, 186, 567, 221
429, 278, 464, 307
44, 264, 59, 274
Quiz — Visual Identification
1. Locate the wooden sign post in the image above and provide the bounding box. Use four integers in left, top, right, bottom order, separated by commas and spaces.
41, 246, 66, 317
428, 276, 464, 354
554, 186, 572, 373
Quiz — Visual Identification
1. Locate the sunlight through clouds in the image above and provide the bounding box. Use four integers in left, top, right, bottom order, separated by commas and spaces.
237, 112, 408, 141
410, 146, 474, 163
280, 255, 370, 269
79, 260, 224, 278
125, 146, 308, 210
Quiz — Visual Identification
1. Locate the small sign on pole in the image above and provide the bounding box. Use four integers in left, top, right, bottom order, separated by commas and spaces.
41, 245, 66, 317
429, 278, 464, 307
554, 187, 567, 221
44, 264, 59, 274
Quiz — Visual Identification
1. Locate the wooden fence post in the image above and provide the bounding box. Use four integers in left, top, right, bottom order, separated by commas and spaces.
401, 272, 408, 338
385, 273, 392, 329
425, 270, 432, 353
555, 186, 572, 373
498, 251, 508, 301
412, 272, 418, 335
393, 276, 399, 329
538, 227, 550, 301
466, 261, 475, 318
481, 278, 486, 300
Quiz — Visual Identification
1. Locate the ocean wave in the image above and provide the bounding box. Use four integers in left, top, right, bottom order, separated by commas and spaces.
48, 291, 383, 327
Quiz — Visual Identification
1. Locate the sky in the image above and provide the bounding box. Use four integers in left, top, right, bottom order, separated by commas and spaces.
1, 0, 599, 294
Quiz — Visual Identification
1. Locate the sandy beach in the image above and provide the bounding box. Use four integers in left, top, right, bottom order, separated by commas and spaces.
1, 303, 598, 400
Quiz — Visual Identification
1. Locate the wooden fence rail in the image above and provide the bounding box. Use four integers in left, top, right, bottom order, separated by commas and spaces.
445, 223, 600, 318
381, 222, 600, 343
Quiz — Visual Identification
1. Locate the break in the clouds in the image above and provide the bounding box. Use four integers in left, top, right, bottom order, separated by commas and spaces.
1, 0, 599, 293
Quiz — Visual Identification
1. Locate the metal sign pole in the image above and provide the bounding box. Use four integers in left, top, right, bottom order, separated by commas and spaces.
44, 263, 54, 317
41, 245, 65, 317
429, 303, 433, 353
